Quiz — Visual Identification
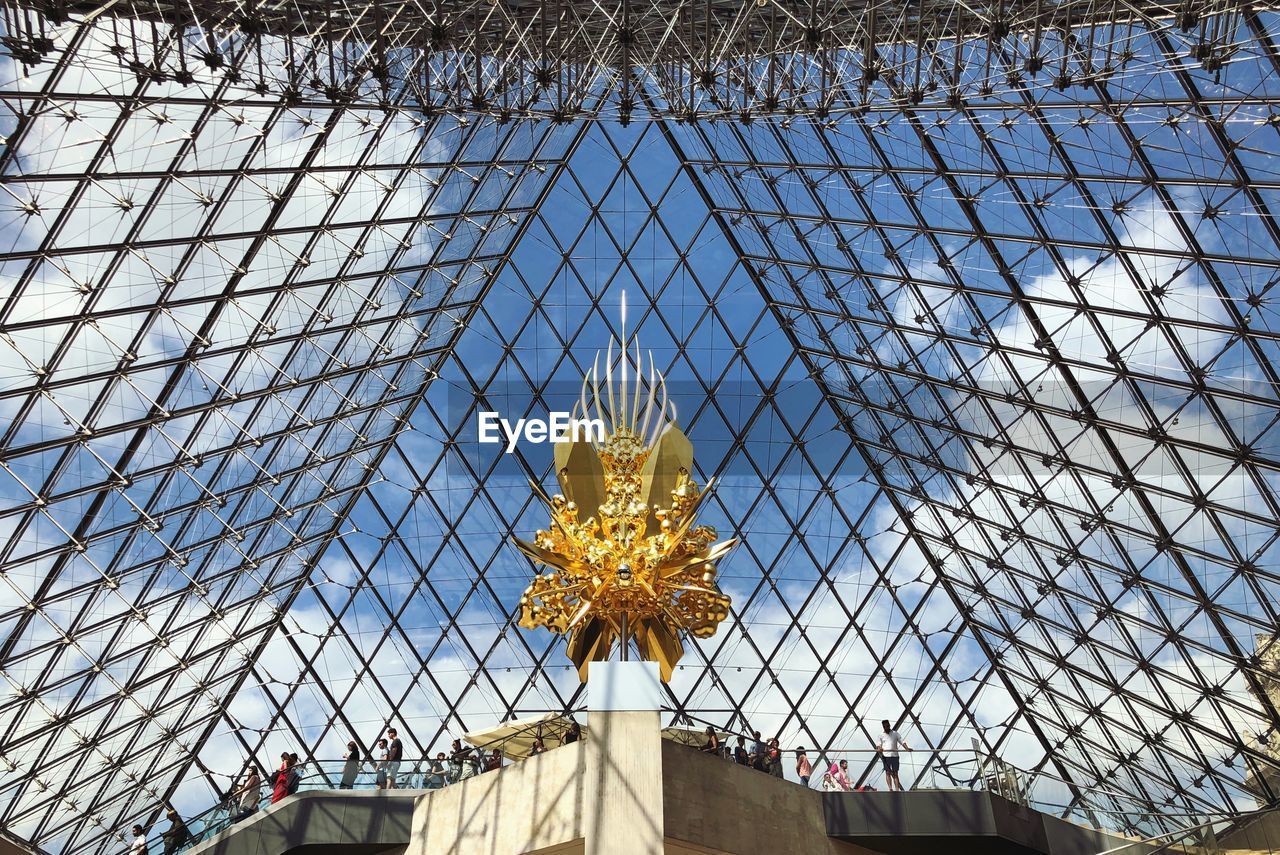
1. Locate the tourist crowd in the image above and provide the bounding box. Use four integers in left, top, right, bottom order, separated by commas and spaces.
698, 719, 910, 793
125, 718, 910, 853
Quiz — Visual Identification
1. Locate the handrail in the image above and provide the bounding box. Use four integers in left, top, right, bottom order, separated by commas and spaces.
1093, 806, 1279, 855
140, 714, 1268, 854
150, 757, 467, 853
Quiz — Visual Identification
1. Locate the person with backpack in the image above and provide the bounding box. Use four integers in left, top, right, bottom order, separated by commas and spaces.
286, 753, 302, 795
159, 809, 189, 855
427, 752, 448, 788
270, 753, 292, 804
767, 738, 784, 779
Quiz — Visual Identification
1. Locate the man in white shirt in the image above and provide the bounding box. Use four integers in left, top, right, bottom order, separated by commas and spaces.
877, 719, 910, 791
128, 824, 148, 854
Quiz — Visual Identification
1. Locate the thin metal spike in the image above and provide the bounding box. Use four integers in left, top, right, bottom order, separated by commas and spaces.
653, 364, 670, 448
591, 356, 607, 435
606, 338, 617, 434
640, 350, 657, 446
620, 290, 629, 431
620, 336, 629, 435
579, 363, 593, 440
632, 337, 643, 439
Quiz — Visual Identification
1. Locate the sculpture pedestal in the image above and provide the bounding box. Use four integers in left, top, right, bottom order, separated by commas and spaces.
585, 661, 663, 855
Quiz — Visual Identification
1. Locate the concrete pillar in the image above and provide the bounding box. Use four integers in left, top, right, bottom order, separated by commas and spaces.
584, 661, 663, 855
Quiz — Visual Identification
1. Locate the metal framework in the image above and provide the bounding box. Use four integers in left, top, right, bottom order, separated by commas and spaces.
0, 0, 1262, 120
1, 1, 1279, 853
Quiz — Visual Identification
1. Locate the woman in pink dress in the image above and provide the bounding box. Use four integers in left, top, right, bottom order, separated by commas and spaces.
270, 753, 292, 804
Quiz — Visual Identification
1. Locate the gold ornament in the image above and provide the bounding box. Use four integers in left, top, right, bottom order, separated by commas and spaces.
514, 313, 735, 683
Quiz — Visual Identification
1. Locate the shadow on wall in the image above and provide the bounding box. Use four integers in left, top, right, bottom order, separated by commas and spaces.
661, 741, 868, 855
585, 709, 664, 855
410, 739, 588, 854
190, 741, 594, 855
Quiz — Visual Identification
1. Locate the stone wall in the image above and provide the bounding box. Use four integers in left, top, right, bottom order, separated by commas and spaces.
661, 740, 875, 855
406, 740, 588, 855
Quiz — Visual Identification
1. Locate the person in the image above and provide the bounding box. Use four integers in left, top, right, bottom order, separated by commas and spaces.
830, 760, 852, 792
530, 737, 547, 756
732, 735, 749, 765
699, 726, 719, 754
450, 742, 481, 783
427, 752, 448, 788
767, 738, 784, 778
877, 719, 910, 792
286, 753, 302, 795
374, 738, 389, 789
820, 772, 840, 792
128, 824, 148, 854
338, 740, 360, 789
796, 747, 812, 786
563, 721, 580, 745
750, 730, 767, 772
485, 748, 503, 772
270, 753, 292, 804
448, 739, 469, 784
160, 808, 189, 855
235, 767, 261, 821
386, 728, 404, 789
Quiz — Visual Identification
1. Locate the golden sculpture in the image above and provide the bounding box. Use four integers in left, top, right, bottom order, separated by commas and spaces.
514, 315, 735, 683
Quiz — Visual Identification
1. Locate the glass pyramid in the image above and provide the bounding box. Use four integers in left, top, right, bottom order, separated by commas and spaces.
1, 5, 1278, 853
